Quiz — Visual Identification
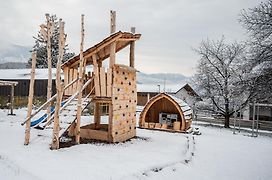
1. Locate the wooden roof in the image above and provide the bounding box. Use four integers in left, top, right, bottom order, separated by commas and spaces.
62, 31, 141, 68
0, 80, 18, 86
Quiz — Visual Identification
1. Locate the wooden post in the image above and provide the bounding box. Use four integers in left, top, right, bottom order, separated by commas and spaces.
129, 27, 135, 68
110, 10, 116, 34
109, 10, 116, 68
93, 54, 100, 97
75, 14, 85, 144
9, 84, 15, 115
51, 19, 65, 150
24, 52, 37, 145
45, 14, 53, 123
108, 102, 113, 142
94, 102, 101, 129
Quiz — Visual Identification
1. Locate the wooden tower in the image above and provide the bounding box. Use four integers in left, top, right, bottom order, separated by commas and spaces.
22, 12, 141, 149
61, 12, 141, 143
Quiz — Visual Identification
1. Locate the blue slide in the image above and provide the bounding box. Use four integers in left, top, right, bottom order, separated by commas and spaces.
30, 101, 66, 127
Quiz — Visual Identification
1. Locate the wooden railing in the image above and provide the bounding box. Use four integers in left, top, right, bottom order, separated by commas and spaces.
41, 77, 94, 129
21, 78, 79, 126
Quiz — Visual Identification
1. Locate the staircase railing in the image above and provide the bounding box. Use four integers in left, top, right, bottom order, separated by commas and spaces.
41, 76, 94, 129
21, 78, 79, 126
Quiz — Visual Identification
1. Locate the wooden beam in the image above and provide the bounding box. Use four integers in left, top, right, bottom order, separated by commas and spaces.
63, 67, 69, 95
51, 19, 65, 150
94, 102, 101, 129
0, 80, 18, 86
75, 14, 85, 144
93, 54, 100, 96
68, 34, 123, 68
110, 10, 116, 34
24, 52, 36, 145
46, 14, 53, 124
100, 67, 106, 97
129, 27, 136, 68
106, 68, 112, 97
9, 84, 15, 115
109, 10, 116, 68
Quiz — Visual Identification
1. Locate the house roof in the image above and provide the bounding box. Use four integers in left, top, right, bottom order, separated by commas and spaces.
175, 83, 201, 99
62, 31, 141, 68
0, 68, 58, 80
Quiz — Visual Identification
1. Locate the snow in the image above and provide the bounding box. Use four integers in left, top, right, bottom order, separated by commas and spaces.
137, 83, 182, 93
0, 69, 57, 80
0, 108, 272, 180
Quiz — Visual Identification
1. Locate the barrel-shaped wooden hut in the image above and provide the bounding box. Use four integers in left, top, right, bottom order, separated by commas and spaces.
139, 93, 192, 132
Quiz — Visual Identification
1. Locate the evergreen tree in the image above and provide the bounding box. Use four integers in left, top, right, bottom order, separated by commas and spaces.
27, 14, 74, 68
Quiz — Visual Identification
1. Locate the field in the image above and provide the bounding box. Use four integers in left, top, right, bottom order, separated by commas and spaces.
0, 108, 272, 180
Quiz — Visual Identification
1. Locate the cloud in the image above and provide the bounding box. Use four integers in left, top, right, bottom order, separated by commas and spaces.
0, 0, 262, 76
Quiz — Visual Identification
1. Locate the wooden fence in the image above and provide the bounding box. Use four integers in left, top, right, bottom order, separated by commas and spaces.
0, 79, 56, 97
195, 115, 272, 131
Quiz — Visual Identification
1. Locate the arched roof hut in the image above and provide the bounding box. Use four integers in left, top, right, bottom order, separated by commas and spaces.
139, 93, 192, 132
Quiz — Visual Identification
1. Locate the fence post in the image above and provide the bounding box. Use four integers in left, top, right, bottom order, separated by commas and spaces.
252, 101, 256, 137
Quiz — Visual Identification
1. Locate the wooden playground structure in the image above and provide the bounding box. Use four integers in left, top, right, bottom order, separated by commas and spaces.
22, 11, 141, 149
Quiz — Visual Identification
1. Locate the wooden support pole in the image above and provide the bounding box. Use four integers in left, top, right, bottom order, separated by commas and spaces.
75, 14, 85, 144
51, 19, 65, 150
110, 10, 116, 34
108, 102, 113, 142
129, 27, 136, 68
9, 84, 15, 115
93, 54, 101, 97
109, 10, 116, 68
94, 102, 101, 129
24, 52, 37, 145
46, 14, 53, 123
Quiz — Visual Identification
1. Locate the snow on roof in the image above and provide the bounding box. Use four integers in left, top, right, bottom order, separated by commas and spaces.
0, 68, 57, 80
137, 83, 184, 93
167, 93, 192, 119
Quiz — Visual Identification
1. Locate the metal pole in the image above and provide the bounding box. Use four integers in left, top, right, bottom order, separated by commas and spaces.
256, 104, 259, 137
251, 101, 256, 137
239, 103, 241, 133
233, 104, 236, 134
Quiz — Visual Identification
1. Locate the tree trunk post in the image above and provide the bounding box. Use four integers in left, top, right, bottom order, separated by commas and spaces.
24, 52, 37, 145
9, 84, 15, 115
51, 19, 65, 150
46, 14, 53, 123
75, 14, 85, 144
109, 10, 116, 68
129, 27, 135, 68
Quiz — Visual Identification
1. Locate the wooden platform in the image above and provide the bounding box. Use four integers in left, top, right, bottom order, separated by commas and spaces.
79, 124, 109, 141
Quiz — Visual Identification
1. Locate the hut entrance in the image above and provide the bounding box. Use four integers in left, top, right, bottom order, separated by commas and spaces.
145, 97, 182, 125
139, 93, 193, 132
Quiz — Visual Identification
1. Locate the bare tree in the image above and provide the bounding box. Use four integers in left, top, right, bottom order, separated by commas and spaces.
194, 37, 254, 128
240, 0, 272, 102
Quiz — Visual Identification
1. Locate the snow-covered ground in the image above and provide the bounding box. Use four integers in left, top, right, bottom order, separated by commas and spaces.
0, 108, 272, 180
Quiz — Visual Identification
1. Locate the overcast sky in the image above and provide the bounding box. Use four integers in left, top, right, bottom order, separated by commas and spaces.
0, 0, 263, 76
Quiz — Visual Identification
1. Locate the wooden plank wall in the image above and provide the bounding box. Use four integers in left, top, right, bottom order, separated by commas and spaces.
93, 67, 112, 97
111, 65, 137, 142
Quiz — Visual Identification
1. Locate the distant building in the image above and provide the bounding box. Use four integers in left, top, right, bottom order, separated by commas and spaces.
137, 83, 201, 107
0, 69, 56, 97
173, 83, 202, 107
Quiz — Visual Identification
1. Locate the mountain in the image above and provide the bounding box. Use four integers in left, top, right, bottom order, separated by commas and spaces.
137, 72, 188, 84
0, 62, 27, 69
137, 72, 190, 93
0, 43, 31, 65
